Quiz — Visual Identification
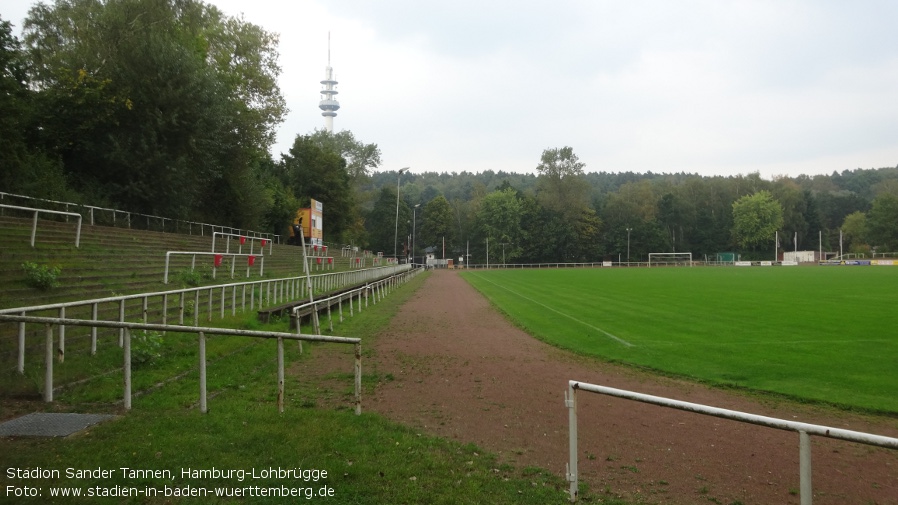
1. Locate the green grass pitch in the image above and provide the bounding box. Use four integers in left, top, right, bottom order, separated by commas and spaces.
460, 266, 898, 414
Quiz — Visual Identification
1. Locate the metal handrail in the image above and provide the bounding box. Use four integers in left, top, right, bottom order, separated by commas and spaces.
0, 204, 82, 248
163, 251, 264, 284
0, 314, 361, 414
290, 267, 424, 334
564, 380, 898, 504
0, 191, 279, 243
2, 264, 412, 374
211, 231, 273, 255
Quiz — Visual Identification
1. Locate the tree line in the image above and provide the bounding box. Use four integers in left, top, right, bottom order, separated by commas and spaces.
3, 3, 897, 263
364, 163, 898, 264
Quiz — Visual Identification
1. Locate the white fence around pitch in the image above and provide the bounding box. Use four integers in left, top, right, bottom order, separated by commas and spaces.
0, 314, 361, 415
1, 264, 412, 374
0, 204, 82, 248
564, 380, 898, 504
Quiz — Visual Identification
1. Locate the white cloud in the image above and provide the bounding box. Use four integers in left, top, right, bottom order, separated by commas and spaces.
3, 0, 897, 178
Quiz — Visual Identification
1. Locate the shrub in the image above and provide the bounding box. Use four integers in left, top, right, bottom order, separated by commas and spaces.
22, 262, 61, 290
131, 330, 163, 366
175, 267, 210, 287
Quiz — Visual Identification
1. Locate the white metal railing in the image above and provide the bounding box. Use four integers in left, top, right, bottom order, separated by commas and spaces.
0, 314, 361, 415
0, 191, 279, 243
2, 265, 412, 374
163, 251, 264, 284
0, 204, 82, 248
564, 380, 898, 504
292, 267, 424, 334
211, 231, 273, 256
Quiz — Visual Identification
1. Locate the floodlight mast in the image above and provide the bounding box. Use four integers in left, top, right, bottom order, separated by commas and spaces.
394, 167, 410, 261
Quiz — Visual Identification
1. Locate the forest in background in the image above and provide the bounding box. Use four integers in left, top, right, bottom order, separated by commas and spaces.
3, 2, 898, 264
364, 164, 898, 263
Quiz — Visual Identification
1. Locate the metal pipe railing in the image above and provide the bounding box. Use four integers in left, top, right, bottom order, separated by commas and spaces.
3, 265, 412, 374
0, 204, 82, 248
0, 191, 279, 243
163, 251, 264, 284
0, 314, 362, 415
564, 380, 898, 504
211, 231, 273, 256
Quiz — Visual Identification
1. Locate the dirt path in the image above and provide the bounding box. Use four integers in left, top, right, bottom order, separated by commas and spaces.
315, 270, 898, 504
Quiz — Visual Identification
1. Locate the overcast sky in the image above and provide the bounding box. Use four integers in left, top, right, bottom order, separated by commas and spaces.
3, 0, 898, 179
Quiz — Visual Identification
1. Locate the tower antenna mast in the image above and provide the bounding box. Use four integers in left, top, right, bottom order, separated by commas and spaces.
318, 32, 340, 132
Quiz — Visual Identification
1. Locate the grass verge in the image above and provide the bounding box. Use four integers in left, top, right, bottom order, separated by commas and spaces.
1, 271, 593, 504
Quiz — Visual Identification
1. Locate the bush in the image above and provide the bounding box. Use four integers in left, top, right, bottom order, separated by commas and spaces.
21, 262, 61, 290
131, 330, 163, 366
175, 267, 210, 287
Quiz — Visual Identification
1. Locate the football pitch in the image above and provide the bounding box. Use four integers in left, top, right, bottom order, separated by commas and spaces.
460, 266, 898, 414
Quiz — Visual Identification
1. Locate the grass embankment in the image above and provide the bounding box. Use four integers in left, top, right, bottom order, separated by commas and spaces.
1, 272, 586, 504
461, 267, 898, 415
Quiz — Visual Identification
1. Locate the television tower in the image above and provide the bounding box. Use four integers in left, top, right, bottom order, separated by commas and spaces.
318, 33, 340, 132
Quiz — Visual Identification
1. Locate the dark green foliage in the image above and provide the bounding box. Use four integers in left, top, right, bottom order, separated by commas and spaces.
20, 0, 285, 224
21, 261, 61, 290
866, 193, 898, 251
419, 195, 455, 254
365, 186, 409, 256
130, 330, 164, 366
281, 134, 358, 243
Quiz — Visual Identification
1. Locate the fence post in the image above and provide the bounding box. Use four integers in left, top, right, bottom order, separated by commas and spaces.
17, 313, 25, 374
164, 252, 171, 284
194, 290, 200, 327
162, 294, 168, 328
58, 306, 65, 363
199, 331, 207, 414
31, 211, 38, 247
295, 311, 303, 354
123, 328, 131, 410
91, 304, 98, 355
566, 382, 579, 502
277, 336, 284, 413
800, 430, 812, 505
74, 215, 81, 248
354, 342, 362, 415
44, 324, 53, 402
118, 299, 125, 347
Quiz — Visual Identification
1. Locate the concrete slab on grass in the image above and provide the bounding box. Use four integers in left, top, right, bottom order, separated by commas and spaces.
0, 413, 116, 437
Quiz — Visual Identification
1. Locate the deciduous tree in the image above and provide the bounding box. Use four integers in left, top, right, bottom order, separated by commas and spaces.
732, 190, 784, 251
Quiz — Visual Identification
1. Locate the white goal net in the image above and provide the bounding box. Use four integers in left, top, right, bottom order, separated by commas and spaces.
648, 252, 693, 267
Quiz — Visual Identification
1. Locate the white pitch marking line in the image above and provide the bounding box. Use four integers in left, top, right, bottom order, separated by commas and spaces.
472, 273, 634, 348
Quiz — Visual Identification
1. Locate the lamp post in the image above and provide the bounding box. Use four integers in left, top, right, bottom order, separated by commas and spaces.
412, 204, 420, 265
626, 227, 632, 265
394, 167, 409, 261
500, 242, 509, 267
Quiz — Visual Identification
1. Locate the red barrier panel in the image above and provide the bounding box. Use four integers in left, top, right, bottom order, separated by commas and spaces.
214, 254, 223, 267
328, 257, 333, 264
261, 239, 267, 247
247, 255, 256, 267
316, 257, 322, 264
240, 236, 246, 245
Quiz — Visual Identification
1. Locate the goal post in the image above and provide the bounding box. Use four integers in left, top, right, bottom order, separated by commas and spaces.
648, 252, 693, 267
